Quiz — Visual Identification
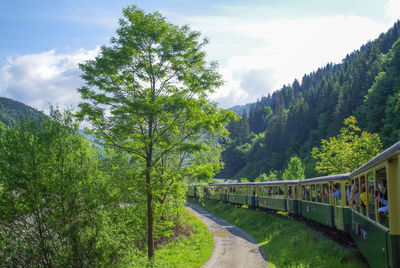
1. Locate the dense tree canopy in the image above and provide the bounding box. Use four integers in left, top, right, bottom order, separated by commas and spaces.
219, 21, 400, 180
77, 5, 235, 259
311, 116, 382, 175
282, 156, 305, 180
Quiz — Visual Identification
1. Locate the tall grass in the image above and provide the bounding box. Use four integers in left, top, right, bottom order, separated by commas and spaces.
193, 199, 368, 268
152, 207, 213, 267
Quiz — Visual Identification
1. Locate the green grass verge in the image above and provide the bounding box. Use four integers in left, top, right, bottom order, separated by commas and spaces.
153, 207, 214, 267
192, 198, 368, 268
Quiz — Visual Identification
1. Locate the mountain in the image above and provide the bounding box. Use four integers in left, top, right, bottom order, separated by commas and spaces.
219, 20, 400, 180
0, 97, 46, 126
228, 103, 253, 115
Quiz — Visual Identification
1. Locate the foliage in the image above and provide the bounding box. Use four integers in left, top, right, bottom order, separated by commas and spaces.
219, 22, 400, 180
192, 199, 367, 268
360, 38, 400, 147
0, 110, 105, 266
255, 170, 279, 182
312, 116, 382, 175
282, 156, 305, 180
76, 5, 235, 259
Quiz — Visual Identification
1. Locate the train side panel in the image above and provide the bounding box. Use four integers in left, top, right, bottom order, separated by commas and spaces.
258, 197, 286, 211
351, 213, 389, 268
299, 201, 334, 227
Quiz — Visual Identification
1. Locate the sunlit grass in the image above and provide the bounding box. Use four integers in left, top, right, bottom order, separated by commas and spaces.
192, 199, 368, 268
153, 207, 213, 267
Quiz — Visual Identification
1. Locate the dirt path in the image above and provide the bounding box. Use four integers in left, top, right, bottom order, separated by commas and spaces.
186, 202, 268, 268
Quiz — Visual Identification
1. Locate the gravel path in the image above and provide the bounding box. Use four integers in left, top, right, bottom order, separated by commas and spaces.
186, 202, 268, 268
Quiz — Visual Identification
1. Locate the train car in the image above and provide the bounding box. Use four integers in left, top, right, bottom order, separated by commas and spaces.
191, 141, 400, 267
285, 180, 300, 214
255, 181, 295, 212
348, 141, 400, 268
297, 174, 350, 229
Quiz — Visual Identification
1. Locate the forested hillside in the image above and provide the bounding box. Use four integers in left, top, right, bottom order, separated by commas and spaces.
220, 21, 400, 180
0, 97, 46, 126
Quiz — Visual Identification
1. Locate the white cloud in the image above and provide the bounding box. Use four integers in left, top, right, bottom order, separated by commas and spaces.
0, 48, 99, 113
385, 0, 400, 24
184, 14, 388, 108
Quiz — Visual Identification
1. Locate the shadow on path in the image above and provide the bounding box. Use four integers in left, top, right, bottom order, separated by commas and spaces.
186, 202, 267, 262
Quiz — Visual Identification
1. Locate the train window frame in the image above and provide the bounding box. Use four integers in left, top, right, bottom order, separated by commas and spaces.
288, 185, 293, 199
367, 171, 375, 221
311, 184, 316, 202
322, 183, 329, 204
375, 166, 389, 229
316, 184, 322, 203
359, 175, 367, 216
350, 161, 389, 231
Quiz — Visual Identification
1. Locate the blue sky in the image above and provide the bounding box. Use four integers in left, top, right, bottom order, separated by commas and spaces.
1, 0, 399, 112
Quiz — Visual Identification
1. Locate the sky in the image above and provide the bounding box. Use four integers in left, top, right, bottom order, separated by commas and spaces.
1, 0, 400, 113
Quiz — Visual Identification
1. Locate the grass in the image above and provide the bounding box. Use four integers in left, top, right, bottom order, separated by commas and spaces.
191, 198, 369, 268
152, 207, 214, 267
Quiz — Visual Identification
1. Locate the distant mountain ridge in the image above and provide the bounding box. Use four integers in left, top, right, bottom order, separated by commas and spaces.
228, 103, 252, 115
0, 97, 46, 126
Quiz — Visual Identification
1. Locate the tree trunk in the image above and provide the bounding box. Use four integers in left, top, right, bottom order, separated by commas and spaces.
146, 163, 154, 260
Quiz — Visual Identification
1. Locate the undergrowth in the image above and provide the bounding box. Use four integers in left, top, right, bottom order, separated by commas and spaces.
131, 207, 213, 267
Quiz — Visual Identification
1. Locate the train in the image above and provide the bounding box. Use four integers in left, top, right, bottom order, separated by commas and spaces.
187, 141, 400, 268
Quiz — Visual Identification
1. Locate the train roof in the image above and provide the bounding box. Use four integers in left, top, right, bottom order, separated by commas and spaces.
208, 174, 349, 187
350, 140, 400, 177
298, 173, 349, 184
208, 180, 297, 186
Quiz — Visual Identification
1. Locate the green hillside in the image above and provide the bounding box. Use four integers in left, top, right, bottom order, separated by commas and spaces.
0, 97, 46, 126
220, 21, 400, 180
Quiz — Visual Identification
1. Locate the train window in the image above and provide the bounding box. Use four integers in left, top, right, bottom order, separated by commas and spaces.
367, 171, 375, 221
315, 184, 321, 203
268, 187, 273, 196
332, 183, 341, 206
288, 186, 293, 199
306, 185, 311, 201
322, 184, 329, 204
375, 168, 388, 228
279, 186, 284, 198
349, 178, 359, 211
360, 175, 367, 216
273, 186, 278, 197
301, 186, 305, 200
311, 185, 316, 202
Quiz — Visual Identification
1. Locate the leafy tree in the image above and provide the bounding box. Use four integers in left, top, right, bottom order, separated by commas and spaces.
0, 110, 106, 266
255, 170, 279, 182
282, 156, 305, 180
312, 116, 382, 175
361, 37, 400, 146
76, 5, 235, 259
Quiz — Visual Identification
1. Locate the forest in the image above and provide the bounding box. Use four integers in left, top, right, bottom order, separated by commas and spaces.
1, 4, 400, 266
220, 21, 400, 181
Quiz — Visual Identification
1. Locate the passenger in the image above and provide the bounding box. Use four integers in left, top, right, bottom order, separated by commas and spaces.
322, 187, 330, 203
330, 185, 341, 200
374, 191, 388, 213
360, 185, 367, 207
348, 184, 360, 208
